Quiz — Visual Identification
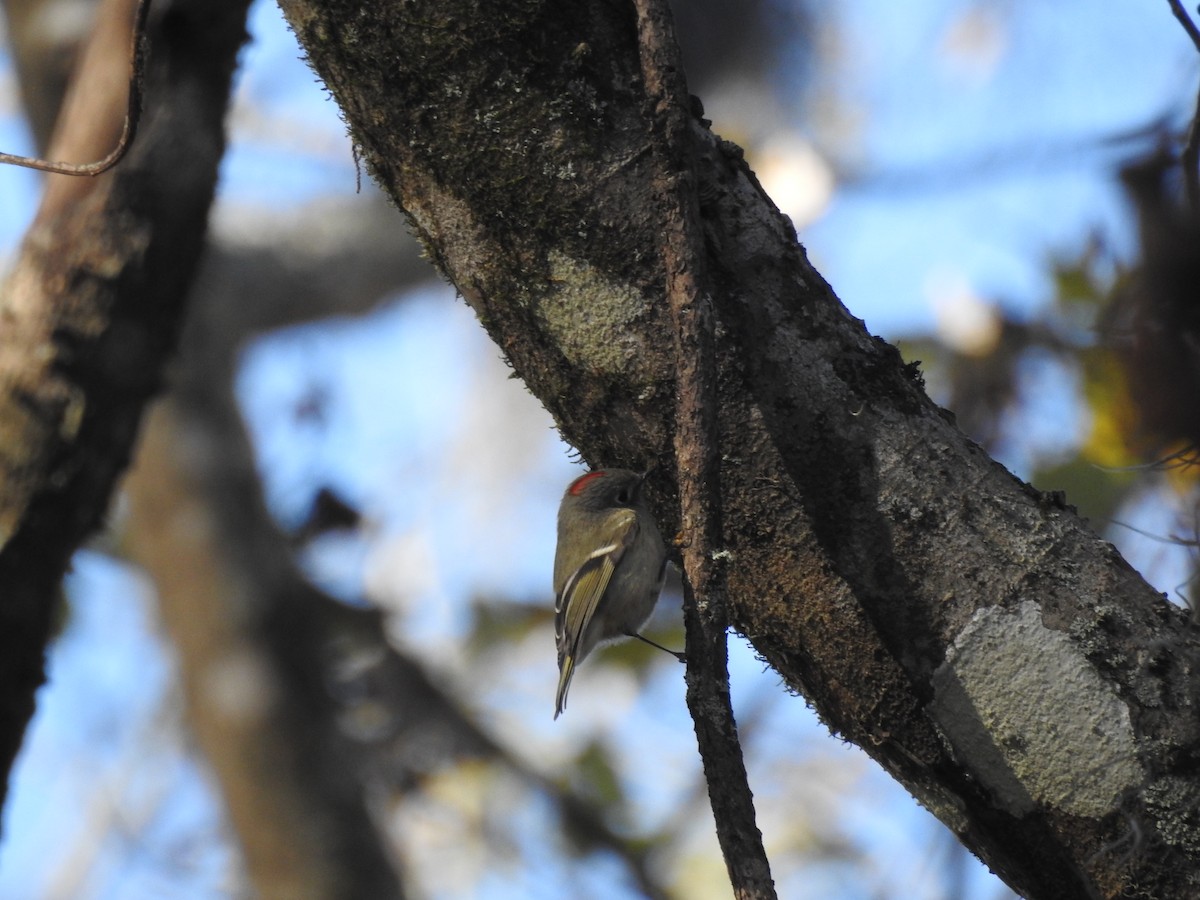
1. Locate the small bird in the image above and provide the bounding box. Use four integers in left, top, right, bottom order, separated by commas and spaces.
553, 468, 671, 718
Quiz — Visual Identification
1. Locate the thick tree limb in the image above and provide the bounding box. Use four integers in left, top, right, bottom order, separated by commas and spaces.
277, 2, 1200, 897
634, 0, 775, 896
0, 0, 251, 810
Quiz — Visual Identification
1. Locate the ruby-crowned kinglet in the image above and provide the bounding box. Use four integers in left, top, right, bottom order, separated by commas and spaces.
553, 469, 668, 718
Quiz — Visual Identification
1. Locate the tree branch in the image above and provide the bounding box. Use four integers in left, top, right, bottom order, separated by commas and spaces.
0, 0, 251, 810
277, 2, 1200, 895
633, 0, 775, 896
0, 0, 150, 175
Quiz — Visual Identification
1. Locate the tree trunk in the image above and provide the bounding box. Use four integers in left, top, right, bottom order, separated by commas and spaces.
275, 1, 1200, 897
0, 0, 249, 811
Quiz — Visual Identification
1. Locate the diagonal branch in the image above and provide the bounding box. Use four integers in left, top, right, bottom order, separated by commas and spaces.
633, 0, 776, 897
276, 1, 1200, 894
0, 0, 251, 811
1167, 0, 1200, 48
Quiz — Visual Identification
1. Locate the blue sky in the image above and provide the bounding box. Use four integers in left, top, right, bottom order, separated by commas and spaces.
1, 0, 1196, 896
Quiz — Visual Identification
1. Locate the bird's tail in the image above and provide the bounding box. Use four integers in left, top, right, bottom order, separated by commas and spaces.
554, 656, 575, 719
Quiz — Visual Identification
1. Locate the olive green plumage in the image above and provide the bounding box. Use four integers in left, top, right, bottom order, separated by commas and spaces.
553, 469, 667, 719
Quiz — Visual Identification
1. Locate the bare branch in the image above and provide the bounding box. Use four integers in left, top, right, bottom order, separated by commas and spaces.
634, 0, 776, 897
1167, 0, 1200, 49
0, 0, 151, 175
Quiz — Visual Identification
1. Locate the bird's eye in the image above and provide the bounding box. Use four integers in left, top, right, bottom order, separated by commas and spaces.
616, 489, 630, 504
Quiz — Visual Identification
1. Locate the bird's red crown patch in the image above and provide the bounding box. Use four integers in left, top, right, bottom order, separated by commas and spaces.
568, 470, 606, 495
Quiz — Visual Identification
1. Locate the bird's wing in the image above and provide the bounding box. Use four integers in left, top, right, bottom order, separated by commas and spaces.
554, 509, 638, 717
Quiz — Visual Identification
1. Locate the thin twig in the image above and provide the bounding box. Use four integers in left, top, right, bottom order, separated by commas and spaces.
0, 0, 151, 175
1168, 0, 1200, 207
1168, 0, 1200, 48
632, 1, 776, 898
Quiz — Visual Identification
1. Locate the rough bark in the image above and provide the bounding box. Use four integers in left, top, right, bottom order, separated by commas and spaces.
2, 0, 437, 890
274, 1, 1200, 897
0, 0, 250, 811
